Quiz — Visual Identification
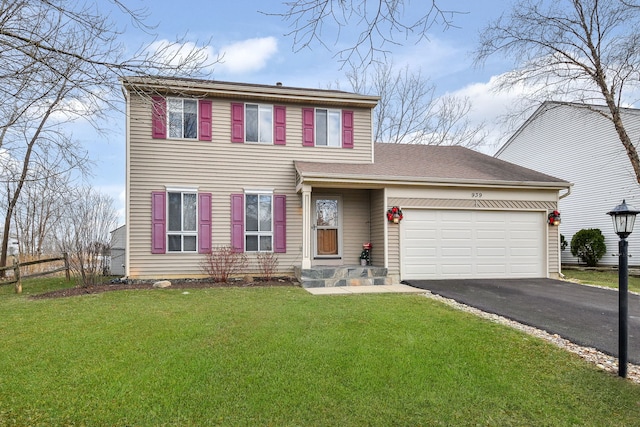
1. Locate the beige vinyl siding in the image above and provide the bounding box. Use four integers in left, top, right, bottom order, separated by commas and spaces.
549, 222, 560, 276
128, 94, 373, 278
342, 189, 371, 264
387, 217, 400, 277
370, 190, 385, 268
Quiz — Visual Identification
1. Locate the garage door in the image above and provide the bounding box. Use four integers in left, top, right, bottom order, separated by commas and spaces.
401, 209, 545, 280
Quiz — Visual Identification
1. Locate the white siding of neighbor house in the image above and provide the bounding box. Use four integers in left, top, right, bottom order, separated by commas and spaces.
127, 93, 374, 279
496, 104, 640, 266
110, 225, 126, 276
110, 225, 126, 249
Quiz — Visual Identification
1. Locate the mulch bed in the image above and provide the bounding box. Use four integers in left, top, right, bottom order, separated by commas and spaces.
29, 277, 299, 300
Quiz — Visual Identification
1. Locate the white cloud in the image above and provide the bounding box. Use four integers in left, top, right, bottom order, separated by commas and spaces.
446, 74, 544, 154
217, 37, 278, 74
147, 37, 278, 76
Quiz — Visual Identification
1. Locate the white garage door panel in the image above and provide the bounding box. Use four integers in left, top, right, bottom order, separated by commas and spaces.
401, 209, 545, 280
477, 247, 506, 256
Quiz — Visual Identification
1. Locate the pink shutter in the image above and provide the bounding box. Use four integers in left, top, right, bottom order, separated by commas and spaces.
151, 191, 166, 254
151, 96, 167, 139
199, 100, 212, 141
302, 108, 315, 146
274, 105, 286, 145
273, 195, 286, 253
231, 103, 244, 143
198, 193, 212, 253
342, 110, 354, 148
230, 194, 244, 252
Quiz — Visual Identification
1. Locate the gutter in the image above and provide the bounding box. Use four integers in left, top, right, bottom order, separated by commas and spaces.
295, 171, 572, 192
559, 185, 573, 199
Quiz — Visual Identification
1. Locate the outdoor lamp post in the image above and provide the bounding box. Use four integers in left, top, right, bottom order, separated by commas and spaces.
607, 199, 640, 378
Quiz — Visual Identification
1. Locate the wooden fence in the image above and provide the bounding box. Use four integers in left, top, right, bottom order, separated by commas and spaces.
0, 254, 70, 294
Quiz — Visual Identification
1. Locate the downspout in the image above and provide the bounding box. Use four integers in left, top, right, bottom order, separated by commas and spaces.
557, 185, 572, 278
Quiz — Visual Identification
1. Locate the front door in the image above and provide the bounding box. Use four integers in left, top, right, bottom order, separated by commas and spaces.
313, 197, 341, 258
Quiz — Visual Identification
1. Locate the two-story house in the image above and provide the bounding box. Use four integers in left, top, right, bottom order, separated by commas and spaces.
121, 76, 571, 286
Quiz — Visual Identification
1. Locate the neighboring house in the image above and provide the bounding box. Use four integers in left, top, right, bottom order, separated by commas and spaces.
121, 76, 570, 284
496, 101, 640, 266
109, 225, 126, 276
0, 235, 19, 258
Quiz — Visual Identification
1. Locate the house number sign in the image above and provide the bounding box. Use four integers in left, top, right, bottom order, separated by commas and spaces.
471, 192, 483, 198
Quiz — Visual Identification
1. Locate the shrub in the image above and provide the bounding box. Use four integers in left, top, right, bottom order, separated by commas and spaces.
256, 252, 279, 281
570, 229, 607, 267
200, 246, 248, 282
560, 234, 568, 251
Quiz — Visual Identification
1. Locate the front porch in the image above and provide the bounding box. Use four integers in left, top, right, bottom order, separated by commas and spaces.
295, 265, 393, 288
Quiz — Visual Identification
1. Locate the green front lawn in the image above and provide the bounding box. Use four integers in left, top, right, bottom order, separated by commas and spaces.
1, 278, 639, 426
562, 268, 640, 293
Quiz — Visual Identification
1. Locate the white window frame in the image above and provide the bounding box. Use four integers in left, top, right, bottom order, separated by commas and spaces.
168, 98, 198, 139
166, 189, 198, 253
245, 103, 273, 144
244, 190, 274, 252
315, 108, 341, 147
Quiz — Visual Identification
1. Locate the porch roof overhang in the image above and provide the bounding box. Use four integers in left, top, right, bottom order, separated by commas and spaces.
295, 143, 572, 193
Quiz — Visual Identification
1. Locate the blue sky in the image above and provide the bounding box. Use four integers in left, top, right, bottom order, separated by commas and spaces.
83, 0, 519, 224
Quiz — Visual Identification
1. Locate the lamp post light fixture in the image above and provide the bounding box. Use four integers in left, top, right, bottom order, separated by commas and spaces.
607, 199, 640, 378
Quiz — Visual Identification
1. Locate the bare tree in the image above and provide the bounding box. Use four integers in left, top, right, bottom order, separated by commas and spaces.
0, 0, 216, 273
57, 187, 118, 287
11, 164, 74, 256
475, 0, 640, 184
346, 62, 486, 147
269, 1, 461, 68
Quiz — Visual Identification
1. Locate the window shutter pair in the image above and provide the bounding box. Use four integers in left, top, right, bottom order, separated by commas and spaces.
302, 108, 354, 148
230, 194, 287, 253
150, 191, 212, 254
230, 103, 287, 145
152, 192, 286, 254
151, 97, 212, 141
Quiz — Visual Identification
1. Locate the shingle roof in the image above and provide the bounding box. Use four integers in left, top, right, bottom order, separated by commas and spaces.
295, 143, 570, 187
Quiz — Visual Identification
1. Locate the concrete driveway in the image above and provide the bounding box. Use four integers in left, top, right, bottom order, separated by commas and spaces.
404, 278, 640, 364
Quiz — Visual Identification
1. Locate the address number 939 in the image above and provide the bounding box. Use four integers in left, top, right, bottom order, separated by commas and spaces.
471, 192, 483, 198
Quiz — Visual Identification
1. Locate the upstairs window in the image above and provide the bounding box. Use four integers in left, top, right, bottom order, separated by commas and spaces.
245, 104, 273, 143
168, 98, 198, 139
315, 109, 341, 147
